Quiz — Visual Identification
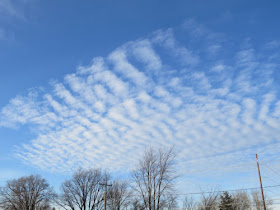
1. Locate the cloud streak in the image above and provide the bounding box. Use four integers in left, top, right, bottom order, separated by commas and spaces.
0, 0, 29, 20
0, 25, 280, 181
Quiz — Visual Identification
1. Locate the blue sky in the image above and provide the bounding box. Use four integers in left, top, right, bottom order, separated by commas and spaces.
1, 0, 280, 203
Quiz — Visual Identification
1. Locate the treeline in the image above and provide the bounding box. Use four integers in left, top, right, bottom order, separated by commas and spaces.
183, 189, 273, 210
0, 147, 274, 210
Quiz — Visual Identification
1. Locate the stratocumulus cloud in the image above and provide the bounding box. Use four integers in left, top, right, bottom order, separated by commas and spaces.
0, 24, 280, 175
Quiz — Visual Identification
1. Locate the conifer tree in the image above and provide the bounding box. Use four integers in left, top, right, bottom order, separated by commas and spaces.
219, 191, 235, 210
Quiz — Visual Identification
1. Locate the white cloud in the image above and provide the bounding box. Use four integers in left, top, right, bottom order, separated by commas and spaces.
210, 64, 228, 72
208, 44, 222, 55
182, 19, 207, 37
108, 49, 147, 87
265, 40, 280, 49
0, 27, 280, 188
131, 39, 162, 70
152, 29, 199, 66
0, 0, 26, 19
0, 0, 18, 17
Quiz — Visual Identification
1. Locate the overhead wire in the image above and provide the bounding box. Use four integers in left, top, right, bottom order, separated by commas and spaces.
263, 176, 280, 185
178, 184, 280, 195
262, 164, 280, 178
266, 189, 280, 198
1, 184, 280, 197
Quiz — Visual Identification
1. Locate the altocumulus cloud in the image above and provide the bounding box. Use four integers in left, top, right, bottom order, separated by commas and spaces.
1, 23, 280, 175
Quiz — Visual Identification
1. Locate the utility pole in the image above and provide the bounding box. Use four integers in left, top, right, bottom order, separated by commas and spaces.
256, 154, 266, 210
100, 182, 112, 210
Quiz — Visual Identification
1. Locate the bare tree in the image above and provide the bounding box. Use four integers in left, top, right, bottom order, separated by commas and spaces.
0, 174, 55, 210
183, 195, 197, 210
107, 180, 131, 210
58, 168, 109, 210
232, 191, 251, 210
164, 194, 178, 210
198, 188, 219, 210
251, 190, 272, 210
130, 199, 145, 210
131, 146, 178, 210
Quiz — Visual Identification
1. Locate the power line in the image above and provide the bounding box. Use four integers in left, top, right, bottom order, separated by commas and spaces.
180, 162, 256, 175
260, 157, 280, 165
262, 164, 280, 178
266, 189, 280, 197
126, 184, 280, 197
263, 176, 280, 185
180, 184, 280, 195
178, 157, 280, 177
177, 157, 277, 177
1, 184, 280, 197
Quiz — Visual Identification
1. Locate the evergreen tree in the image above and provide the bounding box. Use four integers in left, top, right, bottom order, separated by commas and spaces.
219, 191, 235, 210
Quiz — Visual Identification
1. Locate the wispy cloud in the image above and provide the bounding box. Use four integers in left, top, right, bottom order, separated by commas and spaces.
0, 25, 280, 180
265, 40, 280, 49
0, 0, 25, 19
0, 0, 31, 42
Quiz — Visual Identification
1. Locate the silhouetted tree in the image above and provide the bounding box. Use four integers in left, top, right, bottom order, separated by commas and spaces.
198, 188, 219, 210
131, 146, 178, 210
58, 168, 109, 210
0, 174, 55, 210
107, 180, 131, 210
130, 199, 145, 210
183, 195, 197, 210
